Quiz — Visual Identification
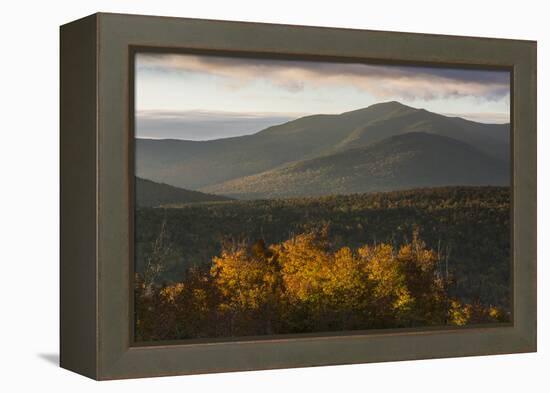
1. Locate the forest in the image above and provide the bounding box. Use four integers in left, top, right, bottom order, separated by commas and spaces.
134, 186, 511, 341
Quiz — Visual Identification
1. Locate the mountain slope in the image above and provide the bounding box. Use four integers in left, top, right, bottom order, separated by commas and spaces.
136, 101, 509, 190
202, 132, 510, 199
336, 106, 509, 160
135, 177, 231, 207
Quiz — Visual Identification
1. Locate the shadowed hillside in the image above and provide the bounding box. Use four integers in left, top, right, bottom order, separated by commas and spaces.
203, 132, 509, 199
136, 177, 231, 207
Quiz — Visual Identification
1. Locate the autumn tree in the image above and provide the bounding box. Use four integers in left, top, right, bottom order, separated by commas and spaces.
211, 239, 284, 336
135, 227, 509, 341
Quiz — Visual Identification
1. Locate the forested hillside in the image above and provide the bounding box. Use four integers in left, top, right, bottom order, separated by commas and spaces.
136, 227, 508, 341
134, 186, 511, 340
136, 177, 231, 207
203, 132, 509, 199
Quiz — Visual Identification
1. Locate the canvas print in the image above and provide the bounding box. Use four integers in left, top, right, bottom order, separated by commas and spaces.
133, 52, 511, 342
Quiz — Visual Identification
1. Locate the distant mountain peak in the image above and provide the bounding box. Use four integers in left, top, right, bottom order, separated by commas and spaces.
340, 101, 418, 119
137, 101, 510, 191
369, 100, 413, 109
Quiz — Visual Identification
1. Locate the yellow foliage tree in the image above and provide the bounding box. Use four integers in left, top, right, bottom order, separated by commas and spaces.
135, 228, 510, 341
211, 239, 283, 335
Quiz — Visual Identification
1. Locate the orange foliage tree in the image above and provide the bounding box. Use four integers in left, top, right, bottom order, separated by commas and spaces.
135, 228, 508, 341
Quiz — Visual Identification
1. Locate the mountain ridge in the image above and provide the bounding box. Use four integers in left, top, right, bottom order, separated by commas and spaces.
136, 101, 509, 191
201, 131, 509, 199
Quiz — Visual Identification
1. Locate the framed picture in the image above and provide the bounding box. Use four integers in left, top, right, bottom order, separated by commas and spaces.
60, 13, 537, 380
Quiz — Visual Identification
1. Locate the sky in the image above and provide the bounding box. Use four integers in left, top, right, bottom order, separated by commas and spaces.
135, 52, 510, 140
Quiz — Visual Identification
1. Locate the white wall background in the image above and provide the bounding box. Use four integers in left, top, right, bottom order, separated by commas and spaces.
0, 0, 546, 390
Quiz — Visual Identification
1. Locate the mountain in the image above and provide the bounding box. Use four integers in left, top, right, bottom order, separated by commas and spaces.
135, 177, 231, 207
334, 105, 509, 160
202, 132, 510, 199
136, 101, 509, 190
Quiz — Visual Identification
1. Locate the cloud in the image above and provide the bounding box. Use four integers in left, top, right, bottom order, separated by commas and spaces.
136, 110, 303, 140
136, 53, 510, 101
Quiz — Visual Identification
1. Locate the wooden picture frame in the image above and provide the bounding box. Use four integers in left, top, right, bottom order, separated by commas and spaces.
60, 12, 537, 380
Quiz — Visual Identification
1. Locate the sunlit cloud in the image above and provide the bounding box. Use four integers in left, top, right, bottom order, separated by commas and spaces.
137, 53, 510, 102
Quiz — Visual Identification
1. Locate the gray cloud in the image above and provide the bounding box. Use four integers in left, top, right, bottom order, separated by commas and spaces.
136, 110, 302, 140
137, 53, 510, 101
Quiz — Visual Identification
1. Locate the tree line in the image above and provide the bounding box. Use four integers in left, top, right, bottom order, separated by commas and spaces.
135, 226, 508, 342
135, 186, 511, 310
